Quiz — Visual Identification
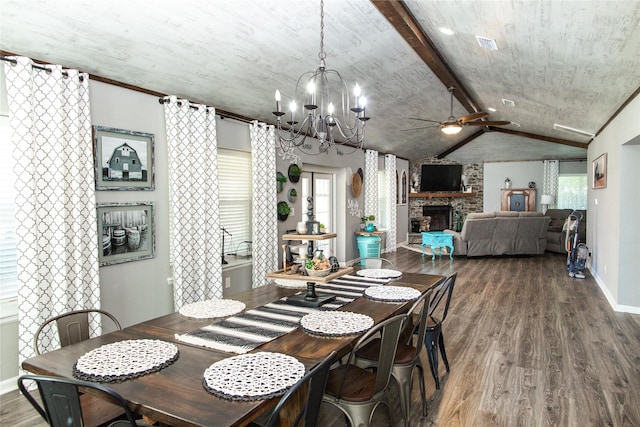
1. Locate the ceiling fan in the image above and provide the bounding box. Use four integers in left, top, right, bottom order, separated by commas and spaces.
406, 87, 510, 135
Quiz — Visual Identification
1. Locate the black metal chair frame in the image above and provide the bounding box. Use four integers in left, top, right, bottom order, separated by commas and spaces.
251, 351, 337, 427
425, 273, 457, 390
17, 374, 138, 427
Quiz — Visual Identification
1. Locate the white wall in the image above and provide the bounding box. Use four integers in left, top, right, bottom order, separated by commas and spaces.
588, 93, 640, 311
483, 161, 545, 212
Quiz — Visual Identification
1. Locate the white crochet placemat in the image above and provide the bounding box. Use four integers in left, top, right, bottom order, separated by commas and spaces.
356, 269, 403, 279
202, 352, 305, 401
300, 311, 374, 337
179, 298, 246, 319
364, 285, 421, 302
273, 278, 308, 289
73, 339, 179, 383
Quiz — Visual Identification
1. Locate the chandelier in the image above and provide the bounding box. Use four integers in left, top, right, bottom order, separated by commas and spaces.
272, 0, 370, 154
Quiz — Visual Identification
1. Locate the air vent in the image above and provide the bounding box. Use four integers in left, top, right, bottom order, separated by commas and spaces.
475, 35, 498, 51
553, 123, 595, 138
502, 98, 515, 107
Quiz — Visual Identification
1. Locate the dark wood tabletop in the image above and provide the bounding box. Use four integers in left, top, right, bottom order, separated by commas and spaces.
22, 272, 444, 427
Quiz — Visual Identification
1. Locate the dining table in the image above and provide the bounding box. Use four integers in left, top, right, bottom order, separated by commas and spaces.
22, 271, 444, 427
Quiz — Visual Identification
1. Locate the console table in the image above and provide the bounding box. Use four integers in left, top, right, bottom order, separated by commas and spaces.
421, 231, 454, 260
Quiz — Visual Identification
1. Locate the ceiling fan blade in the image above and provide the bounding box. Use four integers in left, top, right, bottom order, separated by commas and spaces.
465, 120, 511, 126
409, 117, 442, 124
458, 112, 489, 123
402, 125, 440, 131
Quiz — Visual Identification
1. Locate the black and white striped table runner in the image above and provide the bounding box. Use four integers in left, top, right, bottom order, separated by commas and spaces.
175, 275, 389, 354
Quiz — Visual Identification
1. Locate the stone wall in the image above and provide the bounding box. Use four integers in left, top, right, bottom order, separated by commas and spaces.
408, 157, 483, 234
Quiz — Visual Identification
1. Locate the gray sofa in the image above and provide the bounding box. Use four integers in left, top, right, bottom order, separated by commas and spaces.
444, 211, 550, 257
545, 208, 587, 253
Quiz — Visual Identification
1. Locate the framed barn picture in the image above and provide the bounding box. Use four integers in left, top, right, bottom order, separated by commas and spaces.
97, 202, 155, 266
93, 126, 155, 190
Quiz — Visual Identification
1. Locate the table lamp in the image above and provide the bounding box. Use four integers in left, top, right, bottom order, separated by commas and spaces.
540, 194, 554, 214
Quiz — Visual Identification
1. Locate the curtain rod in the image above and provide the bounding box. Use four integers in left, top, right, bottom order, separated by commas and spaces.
1, 56, 84, 81
158, 97, 254, 123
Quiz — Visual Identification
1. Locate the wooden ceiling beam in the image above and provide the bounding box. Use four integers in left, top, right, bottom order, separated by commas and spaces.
487, 127, 589, 149
370, 0, 479, 113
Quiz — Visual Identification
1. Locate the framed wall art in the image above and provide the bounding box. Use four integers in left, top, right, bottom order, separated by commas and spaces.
592, 152, 607, 189
97, 202, 155, 266
93, 125, 155, 190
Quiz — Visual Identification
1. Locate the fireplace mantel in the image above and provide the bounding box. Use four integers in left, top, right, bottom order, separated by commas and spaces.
409, 192, 476, 199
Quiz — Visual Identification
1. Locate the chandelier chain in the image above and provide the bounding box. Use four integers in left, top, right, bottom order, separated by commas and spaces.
319, 0, 326, 62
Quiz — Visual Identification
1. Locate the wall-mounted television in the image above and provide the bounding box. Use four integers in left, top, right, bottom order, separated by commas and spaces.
420, 164, 462, 192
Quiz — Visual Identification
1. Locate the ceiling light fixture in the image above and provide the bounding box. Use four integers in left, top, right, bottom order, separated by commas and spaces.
441, 122, 463, 135
272, 0, 369, 154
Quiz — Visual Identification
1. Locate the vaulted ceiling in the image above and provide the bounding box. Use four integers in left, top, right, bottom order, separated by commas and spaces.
2, 0, 639, 163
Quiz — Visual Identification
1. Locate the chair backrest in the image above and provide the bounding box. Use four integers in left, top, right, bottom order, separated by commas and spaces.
17, 374, 137, 427
406, 288, 433, 355
34, 309, 122, 355
263, 351, 336, 427
429, 273, 457, 324
351, 257, 395, 269
338, 313, 408, 399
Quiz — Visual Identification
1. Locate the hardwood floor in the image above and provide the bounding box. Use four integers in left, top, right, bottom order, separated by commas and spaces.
2, 249, 639, 426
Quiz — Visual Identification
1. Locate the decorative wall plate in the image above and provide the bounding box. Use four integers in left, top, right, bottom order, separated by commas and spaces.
352, 173, 362, 197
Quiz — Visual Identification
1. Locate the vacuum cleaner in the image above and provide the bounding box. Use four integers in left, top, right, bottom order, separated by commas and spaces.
565, 210, 589, 279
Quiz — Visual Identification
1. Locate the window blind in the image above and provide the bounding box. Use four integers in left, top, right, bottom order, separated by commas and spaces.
218, 149, 252, 256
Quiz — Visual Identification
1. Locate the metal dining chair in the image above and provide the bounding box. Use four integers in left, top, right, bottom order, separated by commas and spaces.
32, 309, 125, 425
249, 351, 336, 427
34, 308, 122, 355
323, 313, 408, 427
424, 272, 457, 390
18, 374, 139, 427
354, 288, 434, 426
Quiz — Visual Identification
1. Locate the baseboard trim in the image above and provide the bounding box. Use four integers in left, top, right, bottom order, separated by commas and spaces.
589, 265, 640, 314
1, 375, 18, 395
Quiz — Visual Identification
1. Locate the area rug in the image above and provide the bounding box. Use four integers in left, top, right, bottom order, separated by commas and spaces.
398, 244, 448, 256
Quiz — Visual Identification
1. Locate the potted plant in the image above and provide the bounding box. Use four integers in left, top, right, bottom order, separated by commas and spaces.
277, 201, 291, 221
320, 223, 326, 233
360, 215, 375, 231
276, 172, 287, 193
288, 188, 297, 203
288, 163, 302, 183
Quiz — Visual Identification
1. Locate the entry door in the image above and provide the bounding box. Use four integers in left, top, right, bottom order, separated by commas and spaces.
301, 172, 334, 256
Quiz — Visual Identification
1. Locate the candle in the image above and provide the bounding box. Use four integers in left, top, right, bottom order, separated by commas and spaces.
275, 90, 281, 112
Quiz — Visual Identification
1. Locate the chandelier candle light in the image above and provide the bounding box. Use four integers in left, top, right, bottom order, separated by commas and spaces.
272, 0, 370, 154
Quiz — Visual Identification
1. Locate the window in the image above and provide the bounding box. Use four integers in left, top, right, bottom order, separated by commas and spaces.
218, 149, 252, 260
557, 174, 587, 209
301, 171, 335, 256
0, 113, 17, 303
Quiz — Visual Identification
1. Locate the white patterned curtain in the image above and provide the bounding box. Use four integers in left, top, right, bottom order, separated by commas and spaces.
364, 149, 378, 217
543, 160, 559, 209
251, 121, 278, 288
385, 154, 397, 252
163, 96, 222, 308
4, 57, 100, 365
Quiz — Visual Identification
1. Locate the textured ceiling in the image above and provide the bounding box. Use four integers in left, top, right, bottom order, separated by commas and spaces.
2, 0, 639, 163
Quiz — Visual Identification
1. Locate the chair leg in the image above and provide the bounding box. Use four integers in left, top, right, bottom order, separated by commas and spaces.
416, 363, 428, 417
392, 368, 412, 427
439, 333, 450, 373
425, 337, 440, 390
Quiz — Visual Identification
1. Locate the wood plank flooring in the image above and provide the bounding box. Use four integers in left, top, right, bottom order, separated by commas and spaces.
2, 249, 639, 426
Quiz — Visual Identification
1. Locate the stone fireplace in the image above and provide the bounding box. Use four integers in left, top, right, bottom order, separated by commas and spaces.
411, 205, 452, 232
